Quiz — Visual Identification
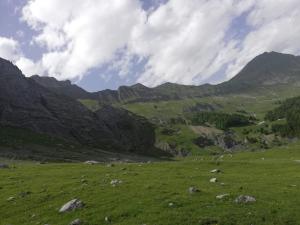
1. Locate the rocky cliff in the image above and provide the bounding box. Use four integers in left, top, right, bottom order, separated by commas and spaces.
0, 58, 164, 159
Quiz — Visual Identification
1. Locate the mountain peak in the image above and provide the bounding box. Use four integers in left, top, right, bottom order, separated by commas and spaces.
229, 51, 300, 86
31, 75, 72, 88
0, 57, 23, 77
30, 75, 92, 99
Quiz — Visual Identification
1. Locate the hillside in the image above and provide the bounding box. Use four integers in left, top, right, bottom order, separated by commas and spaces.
25, 52, 300, 157
0, 58, 167, 161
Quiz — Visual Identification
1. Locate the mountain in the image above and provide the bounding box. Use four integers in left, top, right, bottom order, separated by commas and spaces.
30, 75, 95, 100
27, 51, 300, 107
36, 51, 299, 105
0, 57, 166, 161
93, 51, 300, 104
229, 52, 300, 86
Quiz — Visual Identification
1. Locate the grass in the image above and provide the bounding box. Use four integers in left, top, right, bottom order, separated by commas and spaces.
1, 143, 300, 225
123, 84, 300, 121
78, 99, 101, 111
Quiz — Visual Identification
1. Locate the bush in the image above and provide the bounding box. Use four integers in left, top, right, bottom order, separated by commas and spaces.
190, 112, 252, 130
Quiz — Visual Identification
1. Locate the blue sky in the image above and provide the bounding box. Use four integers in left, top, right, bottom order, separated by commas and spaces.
1, 0, 300, 91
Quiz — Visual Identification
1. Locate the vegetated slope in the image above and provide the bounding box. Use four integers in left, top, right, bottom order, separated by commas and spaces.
0, 58, 166, 161
265, 96, 300, 137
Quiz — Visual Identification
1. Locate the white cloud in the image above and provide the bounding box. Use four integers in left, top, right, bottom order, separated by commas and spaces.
15, 57, 44, 76
0, 37, 20, 61
19, 0, 300, 86
129, 0, 254, 86
225, 0, 300, 79
0, 36, 43, 76
22, 0, 145, 80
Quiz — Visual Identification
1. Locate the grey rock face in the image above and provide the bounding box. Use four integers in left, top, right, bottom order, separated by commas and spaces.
0, 58, 162, 159
59, 199, 84, 213
95, 105, 156, 154
31, 75, 93, 100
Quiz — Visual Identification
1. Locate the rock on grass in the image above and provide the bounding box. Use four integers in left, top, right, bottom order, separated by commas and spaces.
59, 199, 84, 213
216, 193, 230, 200
188, 186, 200, 194
209, 178, 218, 183
70, 219, 82, 225
235, 195, 256, 204
210, 169, 221, 173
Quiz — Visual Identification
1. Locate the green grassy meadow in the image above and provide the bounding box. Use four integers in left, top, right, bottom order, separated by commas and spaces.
1, 143, 300, 225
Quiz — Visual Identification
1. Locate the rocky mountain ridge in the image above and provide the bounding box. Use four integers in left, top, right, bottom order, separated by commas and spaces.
32, 52, 300, 104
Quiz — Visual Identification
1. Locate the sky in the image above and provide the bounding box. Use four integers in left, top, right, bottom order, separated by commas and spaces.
1, 0, 300, 91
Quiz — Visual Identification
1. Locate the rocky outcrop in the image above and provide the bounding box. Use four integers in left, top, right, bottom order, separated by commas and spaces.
0, 58, 163, 159
95, 105, 158, 154
155, 141, 189, 156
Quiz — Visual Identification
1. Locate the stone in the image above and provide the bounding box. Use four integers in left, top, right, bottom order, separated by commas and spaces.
59, 199, 84, 213
84, 160, 100, 165
209, 178, 218, 183
216, 194, 230, 200
168, 202, 174, 207
188, 186, 200, 194
210, 169, 221, 173
235, 195, 256, 204
110, 179, 122, 186
7, 196, 15, 201
69, 219, 81, 225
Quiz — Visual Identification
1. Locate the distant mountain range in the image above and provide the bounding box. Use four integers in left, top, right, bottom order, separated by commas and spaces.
31, 52, 300, 104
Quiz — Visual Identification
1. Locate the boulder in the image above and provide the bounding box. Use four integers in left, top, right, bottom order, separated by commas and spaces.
7, 196, 15, 201
209, 178, 218, 183
84, 160, 100, 165
110, 179, 122, 186
69, 219, 82, 225
210, 169, 221, 173
188, 186, 200, 194
235, 195, 256, 204
168, 202, 174, 207
216, 194, 230, 200
59, 199, 84, 213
